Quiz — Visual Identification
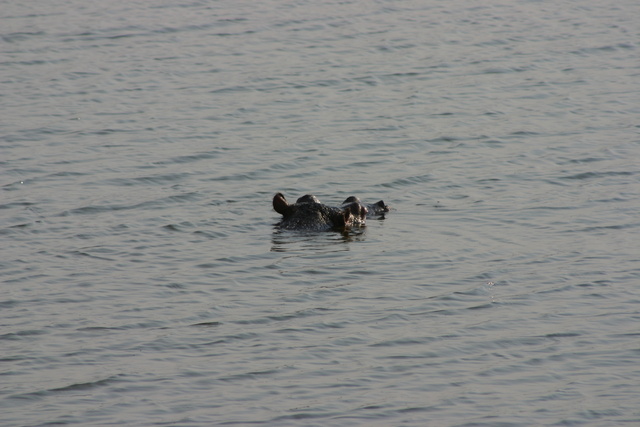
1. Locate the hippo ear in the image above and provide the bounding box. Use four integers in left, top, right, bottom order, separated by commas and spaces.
273, 193, 290, 215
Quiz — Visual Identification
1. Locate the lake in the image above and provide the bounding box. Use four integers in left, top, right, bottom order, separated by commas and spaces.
1, 0, 639, 425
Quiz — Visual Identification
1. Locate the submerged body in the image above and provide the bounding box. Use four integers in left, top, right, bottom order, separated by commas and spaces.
273, 193, 389, 231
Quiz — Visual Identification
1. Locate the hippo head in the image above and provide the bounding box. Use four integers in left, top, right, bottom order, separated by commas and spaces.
273, 193, 367, 231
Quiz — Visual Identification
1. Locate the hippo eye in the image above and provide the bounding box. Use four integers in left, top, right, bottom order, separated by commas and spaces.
296, 194, 320, 204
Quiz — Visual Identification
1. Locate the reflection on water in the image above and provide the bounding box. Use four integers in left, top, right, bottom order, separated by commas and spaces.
271, 227, 369, 252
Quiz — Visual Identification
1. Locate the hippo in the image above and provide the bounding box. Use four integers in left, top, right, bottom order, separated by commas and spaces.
273, 193, 389, 231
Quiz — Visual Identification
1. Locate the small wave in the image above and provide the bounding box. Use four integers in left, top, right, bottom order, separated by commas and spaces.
0, 329, 47, 341
560, 171, 634, 180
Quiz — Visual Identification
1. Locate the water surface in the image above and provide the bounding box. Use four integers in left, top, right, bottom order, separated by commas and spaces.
2, 0, 639, 425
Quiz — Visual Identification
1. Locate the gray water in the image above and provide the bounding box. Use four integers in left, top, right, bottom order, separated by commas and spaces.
2, 0, 639, 425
